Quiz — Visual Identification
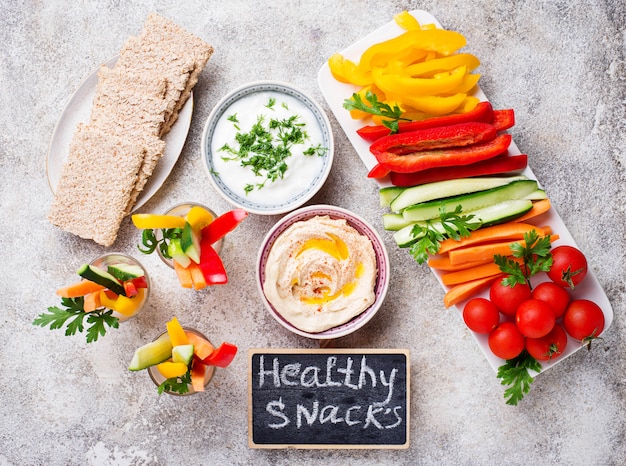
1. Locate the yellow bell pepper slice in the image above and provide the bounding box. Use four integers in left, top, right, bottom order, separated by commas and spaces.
328, 53, 373, 86
404, 54, 480, 77
156, 361, 189, 379
185, 206, 214, 234
99, 288, 145, 317
131, 214, 186, 230
396, 92, 469, 116
393, 10, 422, 31
358, 29, 467, 72
373, 64, 468, 97
166, 317, 189, 346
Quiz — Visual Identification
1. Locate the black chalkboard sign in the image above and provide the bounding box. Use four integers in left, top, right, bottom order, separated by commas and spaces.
248, 348, 410, 449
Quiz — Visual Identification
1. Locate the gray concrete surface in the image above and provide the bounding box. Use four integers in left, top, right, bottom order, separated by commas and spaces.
1, 0, 624, 464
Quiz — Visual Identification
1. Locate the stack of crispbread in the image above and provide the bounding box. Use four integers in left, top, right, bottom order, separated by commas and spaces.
49, 13, 214, 247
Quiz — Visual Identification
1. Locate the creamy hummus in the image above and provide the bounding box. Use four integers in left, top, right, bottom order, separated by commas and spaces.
263, 215, 377, 333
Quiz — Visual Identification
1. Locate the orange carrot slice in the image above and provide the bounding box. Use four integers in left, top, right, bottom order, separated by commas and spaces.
428, 255, 494, 271
443, 274, 504, 308
188, 263, 207, 290
185, 331, 214, 360
56, 280, 106, 298
513, 198, 551, 223
83, 291, 102, 312
448, 234, 560, 265
437, 223, 547, 254
173, 261, 193, 289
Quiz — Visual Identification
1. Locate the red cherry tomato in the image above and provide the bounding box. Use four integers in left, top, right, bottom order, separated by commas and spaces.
563, 299, 605, 343
489, 279, 531, 317
488, 322, 525, 360
526, 323, 568, 361
463, 298, 500, 334
531, 281, 570, 319
547, 245, 588, 289
516, 299, 556, 338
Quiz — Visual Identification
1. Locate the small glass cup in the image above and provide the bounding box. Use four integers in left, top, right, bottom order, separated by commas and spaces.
156, 202, 223, 269
89, 252, 150, 322
147, 327, 216, 396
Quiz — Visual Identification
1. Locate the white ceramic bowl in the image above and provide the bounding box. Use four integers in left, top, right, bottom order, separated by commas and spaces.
202, 81, 334, 215
256, 205, 390, 339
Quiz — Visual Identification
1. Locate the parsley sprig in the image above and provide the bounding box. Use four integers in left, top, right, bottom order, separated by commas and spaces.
33, 297, 119, 343
219, 98, 328, 194
497, 351, 542, 406
343, 90, 411, 133
158, 370, 192, 395
408, 205, 482, 264
494, 230, 553, 288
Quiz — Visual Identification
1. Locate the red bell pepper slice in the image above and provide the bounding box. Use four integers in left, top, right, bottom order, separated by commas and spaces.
369, 122, 497, 156
201, 209, 248, 245
367, 163, 391, 179
129, 275, 148, 289
123, 280, 139, 298
492, 109, 515, 131
201, 342, 238, 368
198, 239, 228, 285
389, 153, 528, 187
356, 101, 495, 142
376, 134, 512, 173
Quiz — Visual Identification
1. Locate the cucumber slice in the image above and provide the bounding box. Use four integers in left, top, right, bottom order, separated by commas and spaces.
172, 344, 194, 366
523, 189, 548, 200
77, 264, 126, 296
181, 222, 201, 264
394, 199, 533, 247
379, 186, 404, 208
107, 263, 144, 282
402, 180, 538, 222
390, 175, 527, 213
383, 213, 413, 231
168, 238, 192, 268
128, 334, 173, 371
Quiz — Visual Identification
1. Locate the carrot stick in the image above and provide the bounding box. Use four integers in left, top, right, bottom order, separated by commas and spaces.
173, 261, 193, 289
185, 332, 214, 360
56, 280, 106, 298
513, 198, 551, 223
428, 255, 494, 271
190, 361, 207, 392
441, 262, 503, 286
437, 223, 547, 254
449, 234, 560, 265
443, 274, 504, 308
188, 263, 207, 290
83, 291, 102, 312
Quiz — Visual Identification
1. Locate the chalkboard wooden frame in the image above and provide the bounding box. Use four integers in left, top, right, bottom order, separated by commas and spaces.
248, 348, 410, 449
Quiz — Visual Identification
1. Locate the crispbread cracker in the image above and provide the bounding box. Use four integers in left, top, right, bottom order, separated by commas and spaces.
90, 65, 168, 137
48, 125, 146, 247
125, 135, 167, 214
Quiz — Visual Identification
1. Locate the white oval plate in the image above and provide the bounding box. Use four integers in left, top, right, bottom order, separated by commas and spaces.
46, 55, 193, 213
317, 10, 614, 374
202, 81, 334, 216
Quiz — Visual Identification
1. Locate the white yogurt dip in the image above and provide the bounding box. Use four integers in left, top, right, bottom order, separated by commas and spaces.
210, 91, 328, 207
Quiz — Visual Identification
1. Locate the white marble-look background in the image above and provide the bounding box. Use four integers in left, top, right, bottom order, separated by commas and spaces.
1, 0, 624, 464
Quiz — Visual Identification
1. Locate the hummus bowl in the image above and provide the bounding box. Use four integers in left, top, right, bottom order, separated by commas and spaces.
257, 205, 390, 339
202, 81, 334, 216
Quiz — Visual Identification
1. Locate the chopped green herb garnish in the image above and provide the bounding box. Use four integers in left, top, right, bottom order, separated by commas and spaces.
343, 90, 411, 133
33, 297, 119, 343
219, 103, 327, 193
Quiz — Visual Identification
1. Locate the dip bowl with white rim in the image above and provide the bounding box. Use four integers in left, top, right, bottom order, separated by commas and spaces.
256, 205, 390, 339
202, 81, 334, 216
